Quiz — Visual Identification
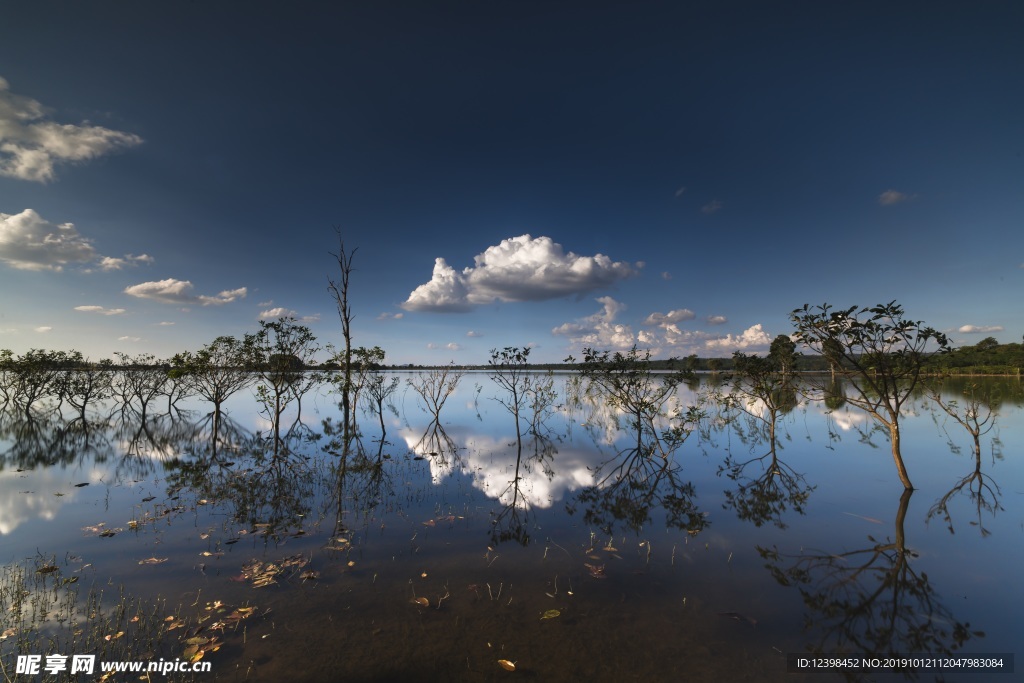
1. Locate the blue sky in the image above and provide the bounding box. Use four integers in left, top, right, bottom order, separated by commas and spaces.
1, 2, 1021, 365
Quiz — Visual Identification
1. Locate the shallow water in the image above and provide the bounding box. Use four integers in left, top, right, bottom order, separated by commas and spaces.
1, 373, 1020, 682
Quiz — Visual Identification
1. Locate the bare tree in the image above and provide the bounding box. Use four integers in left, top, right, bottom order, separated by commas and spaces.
328, 230, 357, 443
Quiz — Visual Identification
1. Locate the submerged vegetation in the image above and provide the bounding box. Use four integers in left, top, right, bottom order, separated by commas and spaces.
1, 286, 1020, 679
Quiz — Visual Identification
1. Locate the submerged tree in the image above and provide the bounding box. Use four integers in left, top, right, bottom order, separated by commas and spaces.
253, 317, 321, 454
328, 232, 357, 443
719, 350, 811, 528
791, 302, 948, 490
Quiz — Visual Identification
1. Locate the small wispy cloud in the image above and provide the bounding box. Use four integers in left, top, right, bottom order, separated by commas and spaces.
878, 189, 915, 206
466, 330, 483, 338
124, 279, 247, 306
642, 309, 695, 326
97, 254, 153, 271
701, 200, 723, 214
377, 312, 404, 320
706, 315, 728, 325
446, 342, 461, 351
957, 324, 1004, 334
156, 321, 175, 326
661, 271, 672, 280
74, 305, 126, 316
117, 335, 141, 342
674, 186, 686, 197
259, 307, 296, 319
35, 326, 52, 333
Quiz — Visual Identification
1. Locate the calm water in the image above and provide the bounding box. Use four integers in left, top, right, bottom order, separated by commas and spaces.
1, 373, 1021, 682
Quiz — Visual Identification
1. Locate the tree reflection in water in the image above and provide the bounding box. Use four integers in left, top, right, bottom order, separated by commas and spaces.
759, 491, 982, 680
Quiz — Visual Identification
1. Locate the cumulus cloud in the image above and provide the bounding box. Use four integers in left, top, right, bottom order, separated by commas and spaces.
642, 308, 695, 326
402, 235, 637, 312
0, 76, 142, 182
124, 279, 247, 306
703, 324, 772, 352
552, 296, 637, 351
446, 342, 461, 351
958, 324, 1004, 334
1, 208, 97, 270
1, 208, 152, 272
74, 305, 125, 315
706, 315, 728, 325
878, 189, 914, 206
259, 307, 297, 319
701, 200, 723, 214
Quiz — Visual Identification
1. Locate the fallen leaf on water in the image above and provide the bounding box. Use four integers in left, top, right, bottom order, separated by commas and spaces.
497, 659, 516, 671
36, 565, 60, 574
583, 563, 607, 579
718, 611, 758, 626
141, 496, 155, 502
74, 482, 89, 488
139, 557, 167, 565
1, 628, 16, 640
98, 529, 117, 538
410, 597, 429, 607
602, 546, 618, 552
300, 570, 320, 580
540, 609, 561, 620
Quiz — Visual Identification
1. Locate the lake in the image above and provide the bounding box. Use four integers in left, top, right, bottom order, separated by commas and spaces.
1, 372, 1020, 682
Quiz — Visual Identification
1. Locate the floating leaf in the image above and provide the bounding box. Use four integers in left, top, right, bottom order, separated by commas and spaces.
540, 609, 561, 620
141, 496, 156, 502
718, 612, 757, 626
300, 570, 319, 580
99, 529, 117, 538
410, 597, 429, 607
139, 557, 167, 565
1, 628, 16, 640
497, 659, 516, 671
74, 482, 89, 488
36, 565, 60, 574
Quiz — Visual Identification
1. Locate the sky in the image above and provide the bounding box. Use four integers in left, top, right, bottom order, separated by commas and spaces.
1, 2, 1021, 365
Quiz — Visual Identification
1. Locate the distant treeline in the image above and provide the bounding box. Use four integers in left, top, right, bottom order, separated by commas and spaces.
3, 336, 1022, 376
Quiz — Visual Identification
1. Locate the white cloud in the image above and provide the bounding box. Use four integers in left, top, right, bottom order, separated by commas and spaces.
34, 326, 52, 333
0, 76, 142, 182
124, 278, 247, 306
466, 330, 483, 338
704, 324, 772, 352
701, 200, 723, 214
642, 308, 695, 326
674, 186, 686, 197
156, 321, 175, 326
0, 208, 97, 270
661, 271, 672, 280
958, 324, 1004, 334
552, 296, 637, 351
259, 307, 297, 319
706, 315, 728, 325
299, 314, 321, 323
446, 342, 461, 351
377, 312, 404, 320
74, 305, 125, 315
878, 189, 914, 206
118, 335, 141, 342
402, 235, 637, 312
258, 299, 274, 307
98, 253, 153, 271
